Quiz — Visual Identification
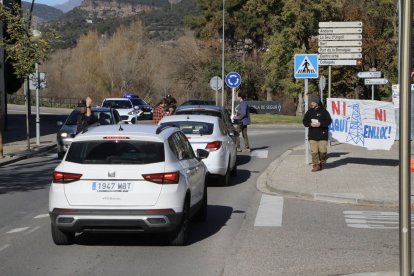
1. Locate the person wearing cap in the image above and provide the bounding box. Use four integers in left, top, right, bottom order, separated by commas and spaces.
303, 96, 332, 172
76, 96, 93, 133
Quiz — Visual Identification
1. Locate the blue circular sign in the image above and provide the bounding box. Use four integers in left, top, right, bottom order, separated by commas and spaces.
225, 72, 241, 88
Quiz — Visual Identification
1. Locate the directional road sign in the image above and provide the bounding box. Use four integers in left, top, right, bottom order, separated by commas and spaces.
365, 78, 388, 85
319, 41, 362, 47
319, 60, 359, 66
294, 54, 318, 79
319, 28, 362, 34
319, 21, 363, 28
319, 53, 362, 59
319, 34, 362, 41
357, 71, 381, 78
225, 72, 241, 88
318, 47, 362, 53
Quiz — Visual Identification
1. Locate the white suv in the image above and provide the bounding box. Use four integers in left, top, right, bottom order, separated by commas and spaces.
49, 124, 209, 246
102, 98, 139, 124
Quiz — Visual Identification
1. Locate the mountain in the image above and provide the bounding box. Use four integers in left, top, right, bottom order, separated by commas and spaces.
22, 1, 64, 23
54, 0, 83, 13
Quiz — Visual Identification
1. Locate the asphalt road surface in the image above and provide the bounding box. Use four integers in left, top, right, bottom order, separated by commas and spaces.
0, 124, 405, 276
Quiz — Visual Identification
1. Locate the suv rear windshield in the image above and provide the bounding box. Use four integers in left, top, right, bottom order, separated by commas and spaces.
175, 109, 222, 118
102, 100, 132, 109
66, 141, 164, 164
160, 122, 214, 135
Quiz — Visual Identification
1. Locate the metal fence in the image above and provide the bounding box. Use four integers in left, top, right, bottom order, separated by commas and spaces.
7, 94, 79, 109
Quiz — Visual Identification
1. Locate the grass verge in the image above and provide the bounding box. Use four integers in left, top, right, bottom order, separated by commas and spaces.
251, 114, 303, 125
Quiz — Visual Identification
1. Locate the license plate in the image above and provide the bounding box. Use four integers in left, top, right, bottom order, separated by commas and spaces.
92, 182, 133, 192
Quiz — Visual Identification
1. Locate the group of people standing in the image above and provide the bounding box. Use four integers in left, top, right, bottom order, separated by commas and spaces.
75, 91, 331, 173
152, 95, 177, 124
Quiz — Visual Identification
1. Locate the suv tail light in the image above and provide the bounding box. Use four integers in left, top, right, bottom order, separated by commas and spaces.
53, 171, 82, 183
142, 172, 179, 184
205, 141, 222, 151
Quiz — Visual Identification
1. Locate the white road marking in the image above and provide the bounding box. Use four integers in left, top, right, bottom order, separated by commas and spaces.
34, 214, 49, 219
6, 227, 29, 234
254, 194, 284, 227
0, 244, 11, 252
250, 150, 268, 158
24, 226, 40, 235
344, 211, 414, 229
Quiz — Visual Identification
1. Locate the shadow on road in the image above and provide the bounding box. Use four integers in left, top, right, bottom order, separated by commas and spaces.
327, 157, 399, 169
0, 158, 59, 194
73, 205, 233, 247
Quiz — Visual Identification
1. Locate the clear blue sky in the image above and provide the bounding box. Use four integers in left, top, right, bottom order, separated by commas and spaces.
35, 0, 68, 5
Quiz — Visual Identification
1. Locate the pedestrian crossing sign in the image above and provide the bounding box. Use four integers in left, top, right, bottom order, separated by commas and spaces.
294, 54, 319, 79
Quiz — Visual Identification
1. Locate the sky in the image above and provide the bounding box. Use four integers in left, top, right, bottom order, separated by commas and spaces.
35, 0, 68, 6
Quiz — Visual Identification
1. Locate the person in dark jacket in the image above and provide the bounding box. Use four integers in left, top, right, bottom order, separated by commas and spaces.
76, 97, 94, 134
234, 92, 251, 152
303, 96, 332, 172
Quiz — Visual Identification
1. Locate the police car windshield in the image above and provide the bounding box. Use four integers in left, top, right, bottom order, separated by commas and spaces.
103, 100, 132, 109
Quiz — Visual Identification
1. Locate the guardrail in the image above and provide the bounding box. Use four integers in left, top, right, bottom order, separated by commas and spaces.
7, 95, 79, 109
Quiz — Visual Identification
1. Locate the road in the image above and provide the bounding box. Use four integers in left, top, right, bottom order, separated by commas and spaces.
0, 123, 402, 275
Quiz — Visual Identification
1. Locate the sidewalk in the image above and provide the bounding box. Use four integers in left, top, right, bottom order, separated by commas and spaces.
257, 141, 408, 208
0, 133, 56, 166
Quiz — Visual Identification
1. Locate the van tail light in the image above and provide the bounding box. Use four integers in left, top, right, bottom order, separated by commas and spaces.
205, 141, 222, 151
142, 172, 179, 184
53, 171, 82, 184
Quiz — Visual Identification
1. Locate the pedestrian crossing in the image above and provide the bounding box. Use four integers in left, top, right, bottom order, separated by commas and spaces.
344, 210, 414, 229
253, 194, 407, 230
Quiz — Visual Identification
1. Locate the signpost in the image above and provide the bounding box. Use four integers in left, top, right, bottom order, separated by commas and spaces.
294, 54, 319, 165
318, 21, 363, 98
319, 76, 326, 103
210, 76, 222, 105
225, 72, 241, 119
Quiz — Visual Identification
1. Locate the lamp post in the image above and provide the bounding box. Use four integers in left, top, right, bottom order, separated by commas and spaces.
221, 0, 225, 107
32, 29, 41, 146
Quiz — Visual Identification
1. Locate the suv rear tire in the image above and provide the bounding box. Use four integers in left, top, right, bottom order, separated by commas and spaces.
192, 184, 207, 222
168, 199, 190, 246
51, 223, 74, 245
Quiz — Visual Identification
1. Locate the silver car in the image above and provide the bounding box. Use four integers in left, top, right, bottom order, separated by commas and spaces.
56, 107, 121, 158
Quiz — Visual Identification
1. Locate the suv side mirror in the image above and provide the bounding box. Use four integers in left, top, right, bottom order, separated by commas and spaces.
196, 149, 209, 160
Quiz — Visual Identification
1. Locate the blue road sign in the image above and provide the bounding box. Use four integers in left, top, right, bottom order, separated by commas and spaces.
225, 72, 241, 88
294, 54, 319, 79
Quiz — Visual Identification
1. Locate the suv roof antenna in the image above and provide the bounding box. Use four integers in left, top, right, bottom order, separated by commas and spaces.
119, 124, 124, 131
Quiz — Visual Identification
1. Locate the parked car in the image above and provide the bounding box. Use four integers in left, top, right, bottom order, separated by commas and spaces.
101, 97, 141, 124
174, 104, 238, 142
49, 124, 209, 246
56, 107, 121, 158
180, 100, 216, 106
122, 94, 153, 120
159, 114, 237, 186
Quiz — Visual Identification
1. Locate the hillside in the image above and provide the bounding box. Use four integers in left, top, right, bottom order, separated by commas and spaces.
45, 0, 199, 49
22, 1, 64, 23
54, 0, 83, 13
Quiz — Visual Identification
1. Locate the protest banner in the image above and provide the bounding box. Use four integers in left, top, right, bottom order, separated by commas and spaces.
326, 98, 396, 150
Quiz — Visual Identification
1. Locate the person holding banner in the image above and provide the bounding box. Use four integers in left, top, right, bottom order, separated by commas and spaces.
303, 96, 332, 172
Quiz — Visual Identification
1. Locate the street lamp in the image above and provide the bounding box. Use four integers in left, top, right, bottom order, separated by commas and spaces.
32, 29, 41, 146
221, 0, 225, 107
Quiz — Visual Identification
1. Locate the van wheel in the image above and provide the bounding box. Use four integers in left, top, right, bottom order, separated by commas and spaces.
168, 199, 190, 246
51, 223, 74, 245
